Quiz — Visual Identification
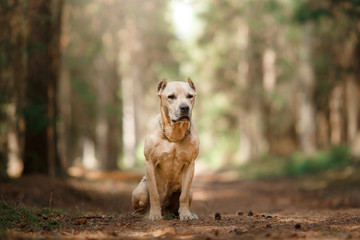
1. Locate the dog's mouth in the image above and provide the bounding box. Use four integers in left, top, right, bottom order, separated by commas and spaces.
171, 116, 191, 123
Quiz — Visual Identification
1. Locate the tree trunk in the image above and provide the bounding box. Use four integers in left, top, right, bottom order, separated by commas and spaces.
329, 83, 345, 146
238, 28, 268, 162
316, 112, 330, 148
0, 0, 27, 178
95, 55, 120, 171
118, 17, 143, 168
58, 58, 72, 169
296, 22, 316, 154
23, 0, 64, 176
345, 76, 359, 143
346, 77, 360, 162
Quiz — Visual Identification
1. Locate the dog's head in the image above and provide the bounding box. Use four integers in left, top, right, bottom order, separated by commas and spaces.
157, 78, 196, 123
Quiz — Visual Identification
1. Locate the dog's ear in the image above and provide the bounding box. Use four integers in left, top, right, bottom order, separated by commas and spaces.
157, 78, 168, 96
187, 77, 196, 92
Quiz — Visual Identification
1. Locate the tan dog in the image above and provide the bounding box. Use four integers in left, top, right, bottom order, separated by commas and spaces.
132, 78, 199, 221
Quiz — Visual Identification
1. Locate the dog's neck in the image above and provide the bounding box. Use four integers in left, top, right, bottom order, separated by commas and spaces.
159, 112, 190, 142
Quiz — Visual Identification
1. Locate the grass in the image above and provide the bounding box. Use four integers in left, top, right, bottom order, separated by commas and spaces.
0, 201, 66, 233
239, 146, 353, 179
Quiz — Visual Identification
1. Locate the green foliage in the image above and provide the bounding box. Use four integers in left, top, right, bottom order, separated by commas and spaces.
22, 103, 49, 133
71, 77, 97, 110
241, 146, 352, 179
284, 147, 352, 176
0, 51, 7, 67
294, 3, 332, 23
26, 42, 45, 54
134, 142, 145, 168
103, 103, 119, 116
294, 0, 360, 24
0, 202, 64, 231
265, 0, 282, 12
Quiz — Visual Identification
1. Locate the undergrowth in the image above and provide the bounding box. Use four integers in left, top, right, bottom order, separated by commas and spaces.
0, 201, 65, 233
240, 146, 353, 179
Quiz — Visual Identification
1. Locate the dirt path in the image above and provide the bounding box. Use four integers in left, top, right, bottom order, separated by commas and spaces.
1, 170, 360, 239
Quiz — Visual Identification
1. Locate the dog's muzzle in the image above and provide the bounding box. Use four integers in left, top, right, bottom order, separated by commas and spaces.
172, 104, 191, 122
180, 104, 190, 114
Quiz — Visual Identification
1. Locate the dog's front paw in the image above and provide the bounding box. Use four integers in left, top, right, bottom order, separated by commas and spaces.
179, 211, 198, 221
149, 210, 162, 221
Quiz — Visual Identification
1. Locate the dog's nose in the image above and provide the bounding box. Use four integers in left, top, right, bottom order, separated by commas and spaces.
180, 104, 190, 113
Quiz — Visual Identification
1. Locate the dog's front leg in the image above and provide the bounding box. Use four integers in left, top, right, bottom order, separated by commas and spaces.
179, 161, 198, 220
145, 160, 162, 220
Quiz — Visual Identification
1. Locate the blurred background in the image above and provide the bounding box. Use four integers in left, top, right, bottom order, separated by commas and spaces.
1, 0, 360, 179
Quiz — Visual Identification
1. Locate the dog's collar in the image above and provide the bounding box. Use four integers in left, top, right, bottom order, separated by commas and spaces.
158, 118, 192, 142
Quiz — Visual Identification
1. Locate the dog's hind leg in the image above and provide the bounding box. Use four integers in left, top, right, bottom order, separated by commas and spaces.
131, 177, 149, 215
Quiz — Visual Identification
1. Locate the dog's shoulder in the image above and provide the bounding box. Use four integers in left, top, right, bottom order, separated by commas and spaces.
188, 121, 200, 145
143, 114, 163, 158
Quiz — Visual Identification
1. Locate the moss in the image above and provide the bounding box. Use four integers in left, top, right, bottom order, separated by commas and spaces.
0, 202, 65, 232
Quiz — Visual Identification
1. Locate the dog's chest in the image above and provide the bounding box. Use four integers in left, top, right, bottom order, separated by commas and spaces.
155, 140, 195, 166
154, 142, 194, 190
153, 140, 193, 175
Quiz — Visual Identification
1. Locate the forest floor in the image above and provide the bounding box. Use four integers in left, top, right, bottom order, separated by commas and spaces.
1, 168, 360, 240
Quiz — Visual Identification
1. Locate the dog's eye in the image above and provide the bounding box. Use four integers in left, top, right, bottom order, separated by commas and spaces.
168, 95, 176, 100
187, 95, 193, 99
